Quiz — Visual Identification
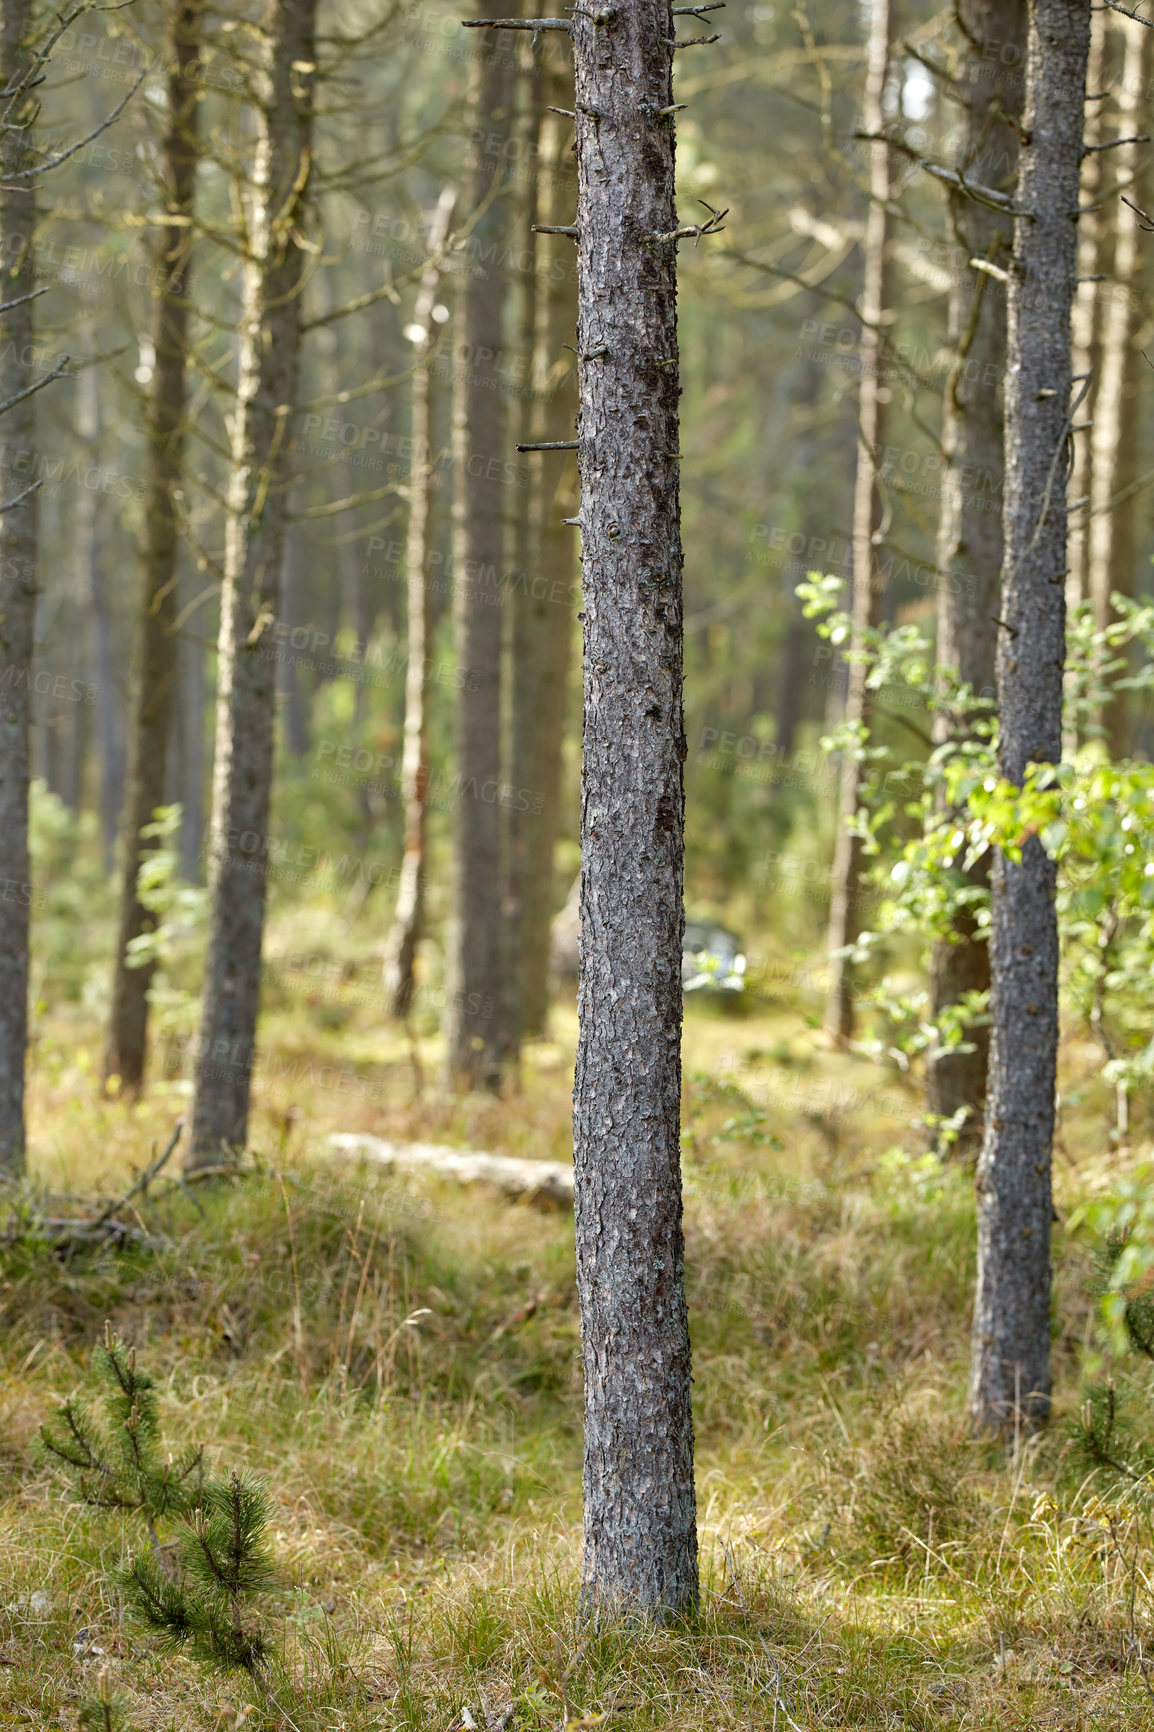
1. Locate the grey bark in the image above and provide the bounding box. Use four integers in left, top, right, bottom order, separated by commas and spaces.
384, 187, 455, 1019
106, 0, 201, 1092
508, 41, 578, 1043
1087, 18, 1147, 756
825, 0, 895, 1043
0, 0, 38, 1177
444, 6, 515, 1090
189, 0, 318, 1165
970, 0, 1090, 1437
926, 0, 1026, 1156
569, 0, 698, 1617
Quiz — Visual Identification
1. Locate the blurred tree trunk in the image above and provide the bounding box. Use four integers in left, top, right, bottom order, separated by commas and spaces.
77, 372, 126, 874
175, 569, 206, 884
0, 0, 38, 1176
188, 0, 318, 1166
777, 306, 823, 760
508, 39, 578, 1043
1065, 8, 1107, 626
277, 519, 311, 759
1088, 17, 1148, 756
925, 0, 1026, 1156
445, 3, 515, 1090
383, 187, 456, 1018
105, 0, 201, 1093
825, 0, 895, 1043
971, 0, 1089, 1439
569, 0, 698, 1617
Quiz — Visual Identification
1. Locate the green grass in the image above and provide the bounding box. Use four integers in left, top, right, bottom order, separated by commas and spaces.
3, 953, 1154, 1730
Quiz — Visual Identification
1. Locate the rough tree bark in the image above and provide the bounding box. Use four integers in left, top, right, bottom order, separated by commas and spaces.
188, 0, 318, 1165
970, 0, 1090, 1437
445, 4, 515, 1089
1087, 17, 1147, 756
509, 38, 578, 1042
383, 186, 456, 1018
0, 0, 38, 1177
569, 0, 698, 1617
925, 0, 1027, 1156
79, 371, 126, 874
106, 0, 201, 1093
825, 0, 894, 1043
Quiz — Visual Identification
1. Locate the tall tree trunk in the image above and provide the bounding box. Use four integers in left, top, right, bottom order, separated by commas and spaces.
105, 0, 201, 1093
77, 373, 126, 874
188, 0, 318, 1166
444, 6, 514, 1090
568, 0, 698, 1617
824, 0, 895, 1044
0, 0, 38, 1177
383, 187, 455, 1018
277, 518, 311, 759
925, 0, 1027, 1156
1065, 8, 1107, 624
1088, 17, 1147, 756
970, 0, 1089, 1438
176, 565, 206, 883
509, 40, 578, 1043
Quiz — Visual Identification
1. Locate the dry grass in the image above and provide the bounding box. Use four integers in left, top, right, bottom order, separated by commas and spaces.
3, 919, 1154, 1730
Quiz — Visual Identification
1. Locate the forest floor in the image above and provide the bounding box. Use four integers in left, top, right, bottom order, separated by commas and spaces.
3, 937, 1154, 1731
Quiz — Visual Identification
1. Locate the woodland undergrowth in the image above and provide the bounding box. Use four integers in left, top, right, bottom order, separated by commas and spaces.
2, 977, 1154, 1730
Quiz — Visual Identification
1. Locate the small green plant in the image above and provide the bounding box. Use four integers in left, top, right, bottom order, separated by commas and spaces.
40, 1323, 203, 1547
42, 1330, 278, 1686
121, 1469, 276, 1680
77, 1665, 136, 1732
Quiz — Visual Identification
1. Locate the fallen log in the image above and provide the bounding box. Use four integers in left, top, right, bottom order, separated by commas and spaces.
326, 1134, 574, 1207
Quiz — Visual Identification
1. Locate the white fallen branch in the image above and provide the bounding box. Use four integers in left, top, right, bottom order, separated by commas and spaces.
327, 1134, 574, 1206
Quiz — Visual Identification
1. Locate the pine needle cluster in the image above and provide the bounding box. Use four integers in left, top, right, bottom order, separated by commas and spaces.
120, 1469, 276, 1678
39, 1322, 203, 1532
41, 1325, 278, 1684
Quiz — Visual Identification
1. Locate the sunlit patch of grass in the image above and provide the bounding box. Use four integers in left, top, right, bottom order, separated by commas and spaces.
5, 960, 1154, 1727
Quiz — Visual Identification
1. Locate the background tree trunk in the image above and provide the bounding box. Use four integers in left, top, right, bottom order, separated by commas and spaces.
509, 39, 578, 1043
1065, 8, 1107, 629
825, 0, 894, 1044
925, 0, 1027, 1156
384, 186, 456, 1019
970, 0, 1090, 1438
444, 4, 515, 1090
1087, 16, 1148, 756
189, 0, 318, 1166
0, 0, 38, 1177
569, 0, 698, 1617
106, 0, 201, 1092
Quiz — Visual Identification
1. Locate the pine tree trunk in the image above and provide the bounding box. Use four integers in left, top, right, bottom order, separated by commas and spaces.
0, 0, 38, 1177
77, 374, 126, 875
825, 0, 895, 1043
926, 0, 1027, 1155
445, 6, 514, 1090
569, 0, 698, 1618
1065, 8, 1107, 626
510, 41, 578, 1043
970, 0, 1090, 1438
384, 188, 456, 1019
106, 0, 201, 1093
277, 520, 311, 759
176, 567, 206, 884
188, 0, 318, 1166
1087, 18, 1147, 756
